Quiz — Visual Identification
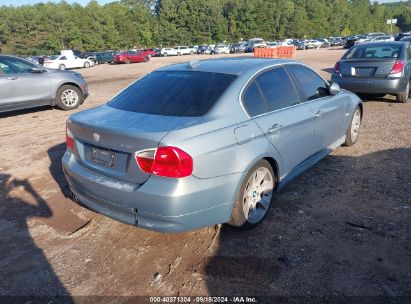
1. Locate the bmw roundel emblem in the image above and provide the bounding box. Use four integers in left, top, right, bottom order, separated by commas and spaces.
93, 132, 100, 142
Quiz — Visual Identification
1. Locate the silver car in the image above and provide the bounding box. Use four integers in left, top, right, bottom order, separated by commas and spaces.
63, 58, 363, 232
0, 54, 88, 113
331, 42, 411, 103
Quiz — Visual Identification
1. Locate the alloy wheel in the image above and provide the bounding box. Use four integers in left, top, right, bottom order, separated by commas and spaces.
61, 89, 79, 107
242, 167, 274, 224
351, 108, 361, 142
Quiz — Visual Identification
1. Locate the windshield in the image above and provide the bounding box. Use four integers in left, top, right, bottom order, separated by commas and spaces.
345, 44, 402, 59
108, 71, 238, 117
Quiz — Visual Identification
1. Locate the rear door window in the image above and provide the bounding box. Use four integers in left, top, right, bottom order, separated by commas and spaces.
242, 82, 267, 117
256, 67, 301, 112
288, 65, 329, 101
108, 71, 237, 117
242, 67, 302, 116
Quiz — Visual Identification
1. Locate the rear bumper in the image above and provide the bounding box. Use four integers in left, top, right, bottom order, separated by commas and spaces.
62, 151, 241, 233
331, 74, 408, 95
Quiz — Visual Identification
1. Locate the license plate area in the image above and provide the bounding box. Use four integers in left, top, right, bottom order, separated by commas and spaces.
92, 146, 115, 168
353, 67, 376, 77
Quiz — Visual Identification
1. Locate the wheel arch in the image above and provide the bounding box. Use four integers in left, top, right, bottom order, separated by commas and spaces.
357, 101, 364, 119
263, 157, 280, 182
52, 82, 84, 105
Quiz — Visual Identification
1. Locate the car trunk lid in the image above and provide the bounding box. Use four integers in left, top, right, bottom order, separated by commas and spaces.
67, 105, 200, 184
340, 59, 397, 78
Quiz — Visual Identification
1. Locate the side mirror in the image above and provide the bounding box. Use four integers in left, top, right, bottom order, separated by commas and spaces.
30, 67, 45, 73
329, 82, 341, 95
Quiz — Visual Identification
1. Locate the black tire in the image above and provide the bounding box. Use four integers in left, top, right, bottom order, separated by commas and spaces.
177, 52, 181, 56
55, 85, 83, 111
343, 106, 361, 146
58, 64, 66, 70
228, 159, 276, 229
144, 56, 149, 62
163, 53, 168, 57
125, 59, 130, 64
396, 81, 409, 103
84, 61, 90, 68
190, 51, 194, 55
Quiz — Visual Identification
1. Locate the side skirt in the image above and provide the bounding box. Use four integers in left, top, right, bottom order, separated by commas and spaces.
276, 135, 346, 192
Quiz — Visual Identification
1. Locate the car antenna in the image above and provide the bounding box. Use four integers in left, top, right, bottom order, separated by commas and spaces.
188, 60, 201, 69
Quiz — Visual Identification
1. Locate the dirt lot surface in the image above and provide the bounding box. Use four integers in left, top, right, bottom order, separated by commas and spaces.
0, 49, 410, 301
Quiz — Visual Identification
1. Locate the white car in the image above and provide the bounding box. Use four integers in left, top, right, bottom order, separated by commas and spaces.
43, 55, 92, 70
214, 44, 230, 54
174, 46, 194, 55
304, 39, 322, 49
160, 48, 179, 56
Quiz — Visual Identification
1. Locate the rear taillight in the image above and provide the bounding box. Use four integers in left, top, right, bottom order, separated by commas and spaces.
333, 61, 340, 73
135, 146, 193, 178
66, 125, 75, 151
390, 60, 405, 74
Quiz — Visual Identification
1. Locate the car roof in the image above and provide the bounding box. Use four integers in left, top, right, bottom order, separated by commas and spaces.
156, 58, 296, 75
354, 41, 407, 47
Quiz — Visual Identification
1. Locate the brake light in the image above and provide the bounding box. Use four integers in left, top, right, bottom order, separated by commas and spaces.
135, 146, 193, 178
390, 60, 405, 74
66, 125, 75, 151
333, 61, 340, 73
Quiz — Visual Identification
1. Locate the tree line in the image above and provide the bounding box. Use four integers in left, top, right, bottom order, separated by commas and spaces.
0, 0, 411, 55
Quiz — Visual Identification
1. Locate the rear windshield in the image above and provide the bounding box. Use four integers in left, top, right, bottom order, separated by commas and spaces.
345, 44, 402, 59
108, 71, 237, 117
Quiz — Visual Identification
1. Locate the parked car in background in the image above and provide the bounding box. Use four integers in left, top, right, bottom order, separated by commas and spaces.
160, 48, 179, 56
330, 37, 344, 47
197, 45, 212, 55
246, 38, 267, 52
141, 49, 157, 57
0, 54, 88, 113
153, 48, 162, 57
188, 46, 198, 53
293, 40, 306, 50
305, 39, 322, 49
73, 50, 97, 64
63, 58, 362, 232
94, 51, 114, 64
400, 36, 411, 43
314, 38, 330, 48
173, 46, 194, 55
43, 51, 93, 70
230, 43, 246, 53
267, 41, 280, 48
395, 32, 411, 41
113, 50, 149, 64
370, 36, 395, 42
214, 44, 230, 54
344, 36, 360, 49
332, 41, 411, 103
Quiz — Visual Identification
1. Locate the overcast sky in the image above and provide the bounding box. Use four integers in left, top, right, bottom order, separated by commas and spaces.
0, 0, 405, 7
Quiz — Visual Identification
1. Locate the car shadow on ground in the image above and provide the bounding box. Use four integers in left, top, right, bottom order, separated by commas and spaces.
47, 142, 71, 198
0, 173, 73, 301
0, 105, 53, 118
205, 148, 411, 297
322, 68, 334, 76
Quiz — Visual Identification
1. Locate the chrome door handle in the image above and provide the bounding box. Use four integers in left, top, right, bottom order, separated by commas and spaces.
314, 110, 322, 117
268, 124, 283, 134
7, 77, 18, 80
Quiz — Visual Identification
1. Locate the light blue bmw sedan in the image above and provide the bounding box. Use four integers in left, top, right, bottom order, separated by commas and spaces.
63, 58, 362, 232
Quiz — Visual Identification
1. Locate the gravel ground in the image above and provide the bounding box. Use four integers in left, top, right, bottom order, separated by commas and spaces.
0, 48, 410, 301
